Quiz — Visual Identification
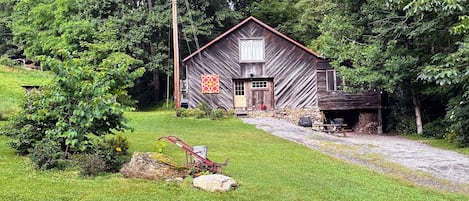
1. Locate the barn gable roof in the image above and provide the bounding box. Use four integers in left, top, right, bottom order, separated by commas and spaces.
182, 16, 322, 62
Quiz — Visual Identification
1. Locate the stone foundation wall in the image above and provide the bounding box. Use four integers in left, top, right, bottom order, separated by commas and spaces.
246, 107, 321, 124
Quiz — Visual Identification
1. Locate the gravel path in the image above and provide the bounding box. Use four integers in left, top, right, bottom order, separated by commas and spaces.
242, 117, 469, 194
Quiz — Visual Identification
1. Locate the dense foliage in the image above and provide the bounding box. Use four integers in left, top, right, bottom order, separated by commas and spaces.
308, 0, 469, 146
407, 0, 469, 146
1, 53, 143, 169
8, 0, 243, 106
1, 0, 468, 149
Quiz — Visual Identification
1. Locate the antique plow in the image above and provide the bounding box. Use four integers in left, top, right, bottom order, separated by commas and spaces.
158, 136, 228, 174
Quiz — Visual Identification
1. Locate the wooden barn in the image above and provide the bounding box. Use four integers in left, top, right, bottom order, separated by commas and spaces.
182, 16, 382, 133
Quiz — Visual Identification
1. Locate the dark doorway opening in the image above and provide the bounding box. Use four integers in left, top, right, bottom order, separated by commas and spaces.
323, 110, 359, 131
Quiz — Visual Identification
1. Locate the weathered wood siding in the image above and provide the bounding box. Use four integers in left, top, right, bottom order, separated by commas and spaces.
317, 69, 381, 110
184, 20, 320, 109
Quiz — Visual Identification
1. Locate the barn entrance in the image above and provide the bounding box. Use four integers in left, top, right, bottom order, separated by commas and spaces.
233, 81, 247, 108
233, 78, 274, 111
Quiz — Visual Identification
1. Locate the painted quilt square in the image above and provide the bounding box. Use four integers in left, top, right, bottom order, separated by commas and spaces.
201, 74, 220, 94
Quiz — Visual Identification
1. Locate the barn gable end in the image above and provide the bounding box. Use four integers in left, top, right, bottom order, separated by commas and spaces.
182, 16, 382, 133
183, 17, 321, 111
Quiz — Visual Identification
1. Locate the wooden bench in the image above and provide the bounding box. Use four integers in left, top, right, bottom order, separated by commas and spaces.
312, 123, 347, 137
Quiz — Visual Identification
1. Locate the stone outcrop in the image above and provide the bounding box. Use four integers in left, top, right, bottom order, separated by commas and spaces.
192, 174, 237, 192
120, 152, 188, 180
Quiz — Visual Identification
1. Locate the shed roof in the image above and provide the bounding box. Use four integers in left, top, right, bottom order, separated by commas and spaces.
182, 16, 323, 62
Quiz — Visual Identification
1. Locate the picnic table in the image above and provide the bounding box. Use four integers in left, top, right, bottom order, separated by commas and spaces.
312, 123, 347, 137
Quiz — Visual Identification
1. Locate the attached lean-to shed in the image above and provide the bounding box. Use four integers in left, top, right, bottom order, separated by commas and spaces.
182, 16, 383, 133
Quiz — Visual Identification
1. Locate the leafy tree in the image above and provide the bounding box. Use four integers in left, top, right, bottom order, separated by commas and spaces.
2, 52, 144, 155
0, 0, 19, 57
228, 0, 257, 16
9, 0, 242, 106
251, 0, 305, 43
310, 0, 467, 137
294, 0, 336, 43
403, 0, 469, 146
11, 0, 95, 60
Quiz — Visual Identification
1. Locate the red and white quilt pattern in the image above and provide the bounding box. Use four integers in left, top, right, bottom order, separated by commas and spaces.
201, 74, 220, 94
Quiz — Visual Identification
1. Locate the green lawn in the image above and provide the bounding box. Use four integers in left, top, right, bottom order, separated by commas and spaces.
0, 110, 467, 201
0, 66, 52, 117
405, 135, 469, 156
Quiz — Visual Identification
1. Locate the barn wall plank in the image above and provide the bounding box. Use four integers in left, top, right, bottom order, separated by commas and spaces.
316, 70, 381, 110
185, 20, 320, 109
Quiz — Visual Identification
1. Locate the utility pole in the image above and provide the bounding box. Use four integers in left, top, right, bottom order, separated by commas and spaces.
172, 0, 180, 109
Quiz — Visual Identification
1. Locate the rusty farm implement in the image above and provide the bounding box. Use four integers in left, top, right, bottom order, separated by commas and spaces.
158, 136, 228, 174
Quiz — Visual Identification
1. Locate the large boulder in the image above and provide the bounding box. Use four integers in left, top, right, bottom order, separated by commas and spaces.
193, 174, 237, 192
120, 152, 188, 180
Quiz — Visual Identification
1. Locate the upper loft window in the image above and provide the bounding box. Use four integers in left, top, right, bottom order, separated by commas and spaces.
239, 38, 264, 62
326, 70, 343, 91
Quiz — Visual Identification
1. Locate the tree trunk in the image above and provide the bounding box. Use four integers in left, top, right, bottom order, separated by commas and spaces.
152, 70, 160, 101
412, 89, 423, 135
147, 0, 153, 9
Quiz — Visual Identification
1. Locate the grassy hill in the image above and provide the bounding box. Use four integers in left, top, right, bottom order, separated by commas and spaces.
0, 66, 52, 118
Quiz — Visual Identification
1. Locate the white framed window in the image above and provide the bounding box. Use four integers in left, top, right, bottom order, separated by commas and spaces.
239, 38, 264, 62
234, 81, 245, 96
326, 70, 343, 91
252, 81, 267, 89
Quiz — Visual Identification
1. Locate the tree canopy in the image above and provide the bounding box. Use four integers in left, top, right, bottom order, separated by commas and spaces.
1, 0, 468, 147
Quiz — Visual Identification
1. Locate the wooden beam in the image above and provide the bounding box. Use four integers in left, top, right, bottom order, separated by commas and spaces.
172, 0, 180, 109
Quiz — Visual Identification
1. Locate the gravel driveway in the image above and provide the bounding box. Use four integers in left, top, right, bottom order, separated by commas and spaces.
242, 117, 469, 194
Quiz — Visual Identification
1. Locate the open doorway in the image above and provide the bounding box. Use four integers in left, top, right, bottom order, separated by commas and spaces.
323, 109, 380, 133
322, 110, 359, 131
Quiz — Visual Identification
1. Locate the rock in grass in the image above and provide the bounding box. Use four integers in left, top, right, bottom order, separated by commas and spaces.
120, 152, 188, 180
193, 174, 237, 192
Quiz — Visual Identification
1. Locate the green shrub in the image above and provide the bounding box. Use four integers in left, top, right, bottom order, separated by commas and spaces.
444, 97, 469, 147
197, 102, 211, 116
0, 55, 19, 67
29, 139, 65, 170
395, 115, 417, 135
227, 108, 235, 117
3, 123, 47, 155
422, 118, 446, 139
210, 108, 225, 120
193, 108, 206, 118
154, 141, 167, 153
176, 108, 206, 118
176, 108, 187, 117
77, 154, 107, 177
1, 92, 57, 154
1, 53, 143, 170
176, 104, 229, 120
90, 134, 131, 172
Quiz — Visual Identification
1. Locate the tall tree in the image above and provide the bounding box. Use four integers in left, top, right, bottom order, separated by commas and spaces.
250, 0, 306, 42
10, 0, 242, 106
403, 0, 469, 146
310, 0, 464, 135
228, 0, 257, 16
0, 0, 18, 57
11, 0, 96, 60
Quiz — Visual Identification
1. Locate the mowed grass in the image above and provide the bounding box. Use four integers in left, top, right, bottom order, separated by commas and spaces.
1, 110, 467, 201
0, 66, 52, 116
405, 135, 469, 156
